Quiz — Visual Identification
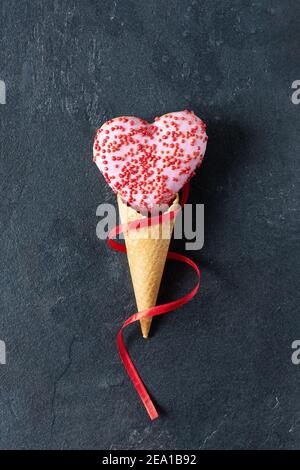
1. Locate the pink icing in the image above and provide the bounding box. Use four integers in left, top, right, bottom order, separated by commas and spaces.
93, 110, 208, 210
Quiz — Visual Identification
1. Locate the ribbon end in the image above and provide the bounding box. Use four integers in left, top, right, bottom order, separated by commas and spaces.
149, 410, 159, 421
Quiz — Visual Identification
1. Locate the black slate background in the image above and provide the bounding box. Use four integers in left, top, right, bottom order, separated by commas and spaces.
0, 0, 300, 450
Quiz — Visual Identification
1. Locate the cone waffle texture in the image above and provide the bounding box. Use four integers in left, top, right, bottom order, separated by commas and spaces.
117, 194, 179, 338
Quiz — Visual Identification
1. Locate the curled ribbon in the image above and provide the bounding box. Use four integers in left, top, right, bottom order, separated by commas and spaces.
107, 183, 201, 420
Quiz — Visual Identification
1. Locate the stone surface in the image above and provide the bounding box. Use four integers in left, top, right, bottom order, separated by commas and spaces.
0, 0, 299, 450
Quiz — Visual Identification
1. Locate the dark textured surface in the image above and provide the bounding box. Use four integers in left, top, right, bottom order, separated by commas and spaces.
0, 0, 300, 450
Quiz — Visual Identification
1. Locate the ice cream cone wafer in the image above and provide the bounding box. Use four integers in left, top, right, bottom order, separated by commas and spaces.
117, 194, 180, 338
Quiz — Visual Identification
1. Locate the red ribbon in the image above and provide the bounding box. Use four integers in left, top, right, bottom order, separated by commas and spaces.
107, 183, 201, 420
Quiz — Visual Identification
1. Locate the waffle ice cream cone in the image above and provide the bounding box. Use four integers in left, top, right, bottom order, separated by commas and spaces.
117, 194, 180, 338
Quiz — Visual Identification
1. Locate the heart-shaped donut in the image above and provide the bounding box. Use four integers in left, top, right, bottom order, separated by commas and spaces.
93, 110, 207, 210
